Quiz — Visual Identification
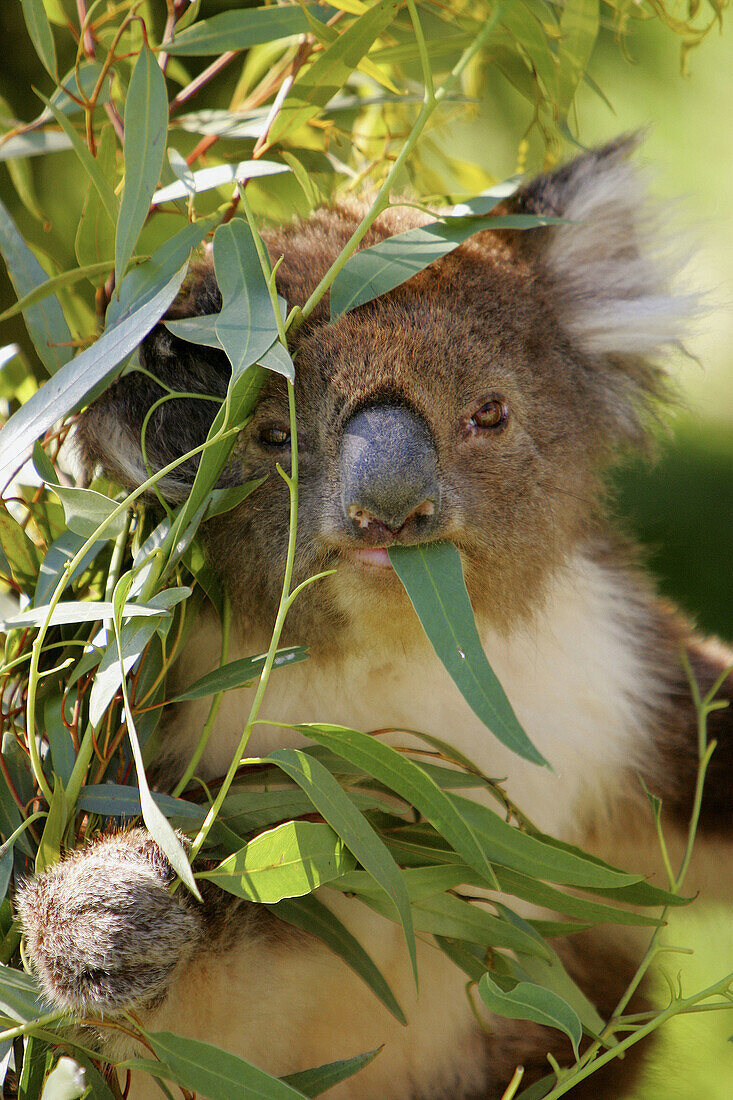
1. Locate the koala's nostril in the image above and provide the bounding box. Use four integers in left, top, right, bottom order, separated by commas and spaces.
347, 497, 437, 534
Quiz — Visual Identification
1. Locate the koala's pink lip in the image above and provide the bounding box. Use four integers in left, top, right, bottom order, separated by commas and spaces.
346, 547, 393, 569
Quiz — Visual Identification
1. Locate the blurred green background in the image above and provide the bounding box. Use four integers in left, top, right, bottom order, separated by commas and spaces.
0, 5, 731, 1097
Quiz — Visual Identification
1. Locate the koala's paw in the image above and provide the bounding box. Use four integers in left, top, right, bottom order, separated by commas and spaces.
16, 828, 202, 1017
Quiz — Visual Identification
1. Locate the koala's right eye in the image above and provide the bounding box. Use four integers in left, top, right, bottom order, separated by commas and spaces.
259, 426, 291, 448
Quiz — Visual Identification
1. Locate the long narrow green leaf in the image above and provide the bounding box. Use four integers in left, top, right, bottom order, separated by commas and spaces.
294, 724, 500, 889
330, 208, 562, 316
263, 748, 417, 983
282, 1049, 381, 1097
448, 795, 640, 888
0, 196, 72, 375
171, 647, 308, 702
0, 502, 41, 587
116, 45, 169, 285
148, 1032, 305, 1100
213, 219, 280, 376
75, 126, 117, 269
165, 4, 332, 56
388, 542, 547, 765
0, 262, 187, 483
556, 0, 600, 116
478, 974, 582, 1058
198, 820, 355, 903
112, 574, 201, 901
270, 894, 406, 1024
20, 0, 58, 81
268, 0, 402, 145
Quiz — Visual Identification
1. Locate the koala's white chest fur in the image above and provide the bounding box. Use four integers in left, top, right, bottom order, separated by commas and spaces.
172, 553, 657, 843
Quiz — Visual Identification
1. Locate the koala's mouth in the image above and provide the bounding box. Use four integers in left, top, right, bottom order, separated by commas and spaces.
344, 547, 393, 570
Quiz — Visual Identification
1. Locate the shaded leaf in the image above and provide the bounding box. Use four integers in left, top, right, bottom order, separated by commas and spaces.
21, 0, 58, 81
0, 501, 41, 587
52, 485, 127, 541
34, 93, 118, 223
171, 646, 307, 702
478, 973, 583, 1058
116, 45, 168, 285
166, 5, 332, 56
282, 1049, 381, 1096
388, 543, 546, 765
0, 195, 72, 376
263, 748, 417, 982
112, 575, 201, 901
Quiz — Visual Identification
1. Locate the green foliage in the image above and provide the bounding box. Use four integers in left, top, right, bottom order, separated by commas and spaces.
0, 2, 730, 1098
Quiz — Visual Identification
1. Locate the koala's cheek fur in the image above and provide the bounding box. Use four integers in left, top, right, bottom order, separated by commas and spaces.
16, 831, 202, 1016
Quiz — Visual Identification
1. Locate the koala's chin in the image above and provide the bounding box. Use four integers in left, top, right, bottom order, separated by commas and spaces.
18, 138, 733, 1100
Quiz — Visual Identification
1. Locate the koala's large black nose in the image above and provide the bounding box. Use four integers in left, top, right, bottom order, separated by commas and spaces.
340, 404, 440, 535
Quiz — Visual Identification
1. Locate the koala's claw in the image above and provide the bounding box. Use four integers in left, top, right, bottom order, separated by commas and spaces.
16, 829, 202, 1017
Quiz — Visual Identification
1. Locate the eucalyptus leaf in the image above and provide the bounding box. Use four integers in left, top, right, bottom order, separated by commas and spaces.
388, 543, 547, 765
34, 92, 118, 223
282, 1049, 381, 1096
268, 0, 402, 145
52, 485, 127, 541
33, 530, 104, 606
111, 575, 201, 901
1, 599, 170, 630
153, 160, 289, 205
478, 973, 583, 1058
116, 44, 168, 286
0, 132, 72, 162
296, 724, 500, 888
20, 0, 58, 81
0, 262, 188, 483
89, 587, 191, 726
166, 4, 332, 55
198, 820, 355, 903
0, 195, 72, 376
172, 646, 308, 702
263, 748, 417, 983
213, 220, 280, 376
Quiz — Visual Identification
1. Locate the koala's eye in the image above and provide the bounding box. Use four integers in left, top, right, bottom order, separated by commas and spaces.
259, 426, 291, 448
470, 399, 508, 431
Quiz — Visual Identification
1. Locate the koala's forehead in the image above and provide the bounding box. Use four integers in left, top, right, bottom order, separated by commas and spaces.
275, 236, 549, 415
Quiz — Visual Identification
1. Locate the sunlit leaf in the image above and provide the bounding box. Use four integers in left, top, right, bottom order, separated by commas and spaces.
0, 502, 41, 587
0, 599, 172, 629
199, 820, 356, 903
52, 485, 127, 541
75, 126, 117, 270
34, 92, 118, 223
213, 219, 280, 375
268, 0, 402, 144
116, 45, 168, 286
295, 724, 500, 888
153, 160, 289, 205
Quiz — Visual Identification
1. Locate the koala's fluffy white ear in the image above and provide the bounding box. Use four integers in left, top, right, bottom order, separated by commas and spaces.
514, 136, 700, 358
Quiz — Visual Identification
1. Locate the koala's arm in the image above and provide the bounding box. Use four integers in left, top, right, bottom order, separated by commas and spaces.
16, 829, 209, 1016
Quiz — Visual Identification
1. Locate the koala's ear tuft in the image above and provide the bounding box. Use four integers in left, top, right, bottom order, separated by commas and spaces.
512, 135, 701, 361
76, 262, 236, 501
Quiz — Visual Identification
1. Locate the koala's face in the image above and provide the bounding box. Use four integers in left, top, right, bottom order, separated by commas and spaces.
80, 141, 693, 648
218, 239, 599, 640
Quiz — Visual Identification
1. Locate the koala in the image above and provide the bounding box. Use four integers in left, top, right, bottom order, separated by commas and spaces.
17, 138, 733, 1100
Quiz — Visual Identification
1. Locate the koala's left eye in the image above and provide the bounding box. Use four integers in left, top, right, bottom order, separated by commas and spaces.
259, 426, 291, 447
470, 399, 508, 431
